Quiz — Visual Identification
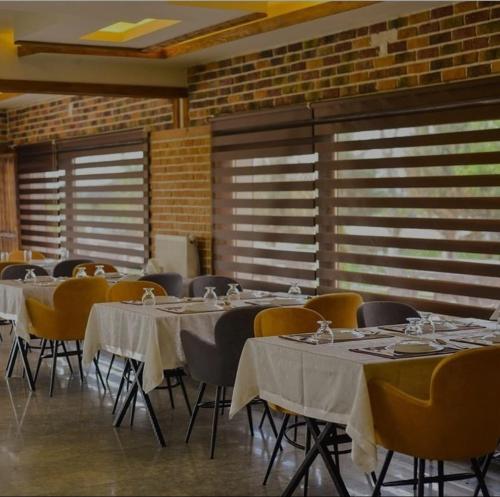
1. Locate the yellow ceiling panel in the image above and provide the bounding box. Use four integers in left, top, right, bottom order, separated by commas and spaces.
81, 18, 180, 43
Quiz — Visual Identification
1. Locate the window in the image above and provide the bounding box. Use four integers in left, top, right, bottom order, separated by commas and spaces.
16, 131, 149, 271
212, 107, 318, 293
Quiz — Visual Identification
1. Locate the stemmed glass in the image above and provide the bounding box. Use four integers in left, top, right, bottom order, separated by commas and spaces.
226, 283, 240, 302
419, 312, 436, 338
142, 287, 156, 306
405, 317, 423, 336
313, 320, 334, 344
288, 281, 302, 296
0, 251, 7, 262
24, 268, 37, 283
203, 287, 218, 307
75, 267, 87, 279
94, 265, 106, 278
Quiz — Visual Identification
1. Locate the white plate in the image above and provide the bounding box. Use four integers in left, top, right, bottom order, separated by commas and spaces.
271, 298, 304, 306
156, 296, 182, 304
332, 329, 364, 340
104, 272, 123, 279
393, 340, 444, 354
185, 302, 223, 312
239, 290, 271, 299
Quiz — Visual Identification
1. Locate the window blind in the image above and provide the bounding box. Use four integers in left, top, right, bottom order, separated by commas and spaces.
212, 106, 318, 294
313, 79, 500, 319
16, 142, 62, 257
57, 130, 149, 271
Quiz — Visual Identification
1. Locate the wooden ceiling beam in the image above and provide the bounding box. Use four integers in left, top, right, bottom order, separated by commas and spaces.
16, 2, 376, 60
0, 79, 187, 99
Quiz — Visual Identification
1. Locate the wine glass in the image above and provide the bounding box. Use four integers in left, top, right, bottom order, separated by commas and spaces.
24, 268, 37, 283
203, 287, 218, 307
419, 312, 436, 338
313, 320, 334, 344
405, 317, 423, 336
288, 281, 302, 296
226, 283, 240, 302
142, 287, 156, 306
0, 251, 7, 261
75, 267, 87, 279
60, 247, 69, 260
94, 265, 106, 278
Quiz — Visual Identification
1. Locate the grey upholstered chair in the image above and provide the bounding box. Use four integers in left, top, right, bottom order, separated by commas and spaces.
357, 301, 420, 328
189, 275, 241, 298
181, 306, 275, 458
52, 259, 92, 278
1, 264, 49, 280
139, 272, 183, 298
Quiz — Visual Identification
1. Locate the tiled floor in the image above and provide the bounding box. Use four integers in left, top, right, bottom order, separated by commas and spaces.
0, 328, 498, 496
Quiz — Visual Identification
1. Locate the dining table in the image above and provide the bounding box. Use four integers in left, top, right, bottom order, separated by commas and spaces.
82, 294, 307, 445
229, 317, 497, 497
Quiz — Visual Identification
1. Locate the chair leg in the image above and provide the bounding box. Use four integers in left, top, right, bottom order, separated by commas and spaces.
413, 457, 418, 490
303, 426, 311, 497
185, 382, 206, 444
417, 459, 426, 497
93, 358, 106, 391
164, 372, 175, 409
49, 341, 59, 397
210, 386, 222, 459
471, 458, 490, 497
246, 404, 254, 437
75, 341, 84, 384
371, 450, 393, 497
474, 453, 494, 497
263, 414, 290, 486
112, 360, 131, 415
34, 339, 47, 383
332, 424, 340, 469
106, 353, 116, 381
263, 401, 280, 440
437, 460, 444, 497
60, 341, 74, 374
176, 370, 192, 416
221, 386, 226, 416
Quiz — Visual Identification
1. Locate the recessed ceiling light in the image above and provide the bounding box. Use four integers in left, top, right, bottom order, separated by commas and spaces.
81, 18, 180, 43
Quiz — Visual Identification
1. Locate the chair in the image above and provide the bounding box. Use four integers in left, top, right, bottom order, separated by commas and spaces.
357, 301, 420, 328
1, 264, 49, 280
139, 272, 183, 298
254, 307, 350, 489
8, 249, 45, 261
53, 259, 92, 278
0, 261, 22, 278
370, 347, 500, 497
189, 275, 241, 298
25, 277, 109, 396
107, 280, 166, 302
72, 262, 118, 277
106, 280, 191, 419
304, 292, 363, 328
181, 306, 275, 459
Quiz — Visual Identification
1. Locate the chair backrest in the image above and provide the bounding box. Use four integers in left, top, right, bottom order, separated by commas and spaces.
357, 301, 420, 328
8, 249, 45, 261
430, 347, 500, 458
53, 259, 93, 278
189, 275, 241, 298
107, 280, 166, 302
304, 292, 363, 328
72, 262, 118, 277
0, 261, 23, 278
254, 307, 323, 337
52, 277, 109, 339
1, 264, 49, 280
139, 272, 183, 297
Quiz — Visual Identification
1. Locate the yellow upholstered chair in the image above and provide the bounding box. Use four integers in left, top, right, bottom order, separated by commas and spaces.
107, 280, 166, 302
26, 277, 109, 396
72, 262, 118, 276
304, 292, 363, 328
254, 306, 342, 488
8, 249, 45, 262
369, 347, 500, 497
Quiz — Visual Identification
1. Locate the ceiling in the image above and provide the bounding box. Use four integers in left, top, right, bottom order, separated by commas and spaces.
0, 1, 449, 109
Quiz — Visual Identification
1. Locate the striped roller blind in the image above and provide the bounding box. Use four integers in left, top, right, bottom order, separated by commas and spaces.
212, 106, 318, 294
57, 130, 149, 271
313, 78, 500, 319
16, 142, 63, 257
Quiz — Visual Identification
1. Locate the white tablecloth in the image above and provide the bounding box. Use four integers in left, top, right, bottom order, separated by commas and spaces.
0, 280, 59, 340
83, 302, 224, 393
230, 321, 495, 473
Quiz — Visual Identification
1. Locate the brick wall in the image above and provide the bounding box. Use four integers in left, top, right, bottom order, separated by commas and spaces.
188, 1, 500, 124
7, 95, 173, 144
150, 126, 212, 273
